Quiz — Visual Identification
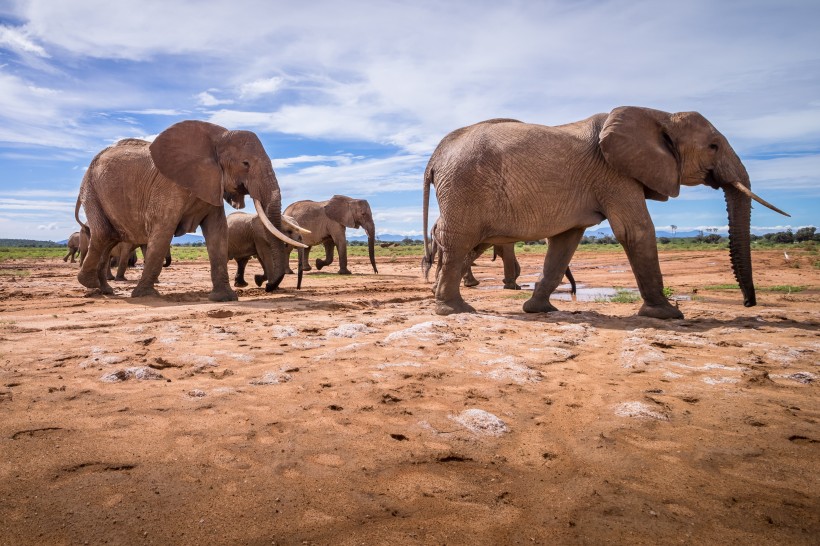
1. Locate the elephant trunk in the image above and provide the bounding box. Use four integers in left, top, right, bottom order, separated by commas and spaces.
715, 149, 755, 307
363, 221, 378, 274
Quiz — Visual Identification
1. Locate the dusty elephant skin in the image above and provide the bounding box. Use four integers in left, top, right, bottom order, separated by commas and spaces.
422, 107, 790, 319
0, 250, 817, 544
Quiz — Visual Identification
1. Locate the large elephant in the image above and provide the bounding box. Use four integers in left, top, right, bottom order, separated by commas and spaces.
227, 211, 306, 291
63, 230, 89, 265
422, 108, 788, 318
283, 195, 378, 275
75, 121, 306, 300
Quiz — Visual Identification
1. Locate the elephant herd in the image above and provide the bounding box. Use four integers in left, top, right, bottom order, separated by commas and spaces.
70, 107, 788, 319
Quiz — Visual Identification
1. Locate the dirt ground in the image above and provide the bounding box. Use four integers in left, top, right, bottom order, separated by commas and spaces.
0, 248, 817, 545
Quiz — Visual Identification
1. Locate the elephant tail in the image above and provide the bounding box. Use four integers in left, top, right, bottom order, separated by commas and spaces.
74, 189, 90, 235
422, 165, 434, 280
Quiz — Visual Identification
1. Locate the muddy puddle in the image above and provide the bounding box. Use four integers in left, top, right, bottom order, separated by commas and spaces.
476, 282, 691, 302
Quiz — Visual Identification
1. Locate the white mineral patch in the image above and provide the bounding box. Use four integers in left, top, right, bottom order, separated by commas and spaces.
214, 350, 253, 362
159, 337, 179, 344
702, 376, 740, 385
270, 325, 298, 339
478, 356, 541, 383
79, 354, 127, 369
450, 409, 509, 436
620, 336, 665, 368
192, 355, 217, 367
291, 340, 323, 350
101, 367, 165, 382
383, 321, 454, 344
325, 323, 377, 338
614, 401, 668, 420
375, 361, 423, 370
250, 372, 292, 385
663, 371, 683, 379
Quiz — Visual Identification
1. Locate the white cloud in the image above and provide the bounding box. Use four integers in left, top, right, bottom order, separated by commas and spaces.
37, 222, 59, 230
0, 24, 49, 57
197, 91, 234, 107
240, 76, 284, 98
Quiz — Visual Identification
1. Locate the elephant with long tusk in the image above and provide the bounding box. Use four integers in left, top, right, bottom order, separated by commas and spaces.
75, 120, 307, 301
423, 107, 789, 319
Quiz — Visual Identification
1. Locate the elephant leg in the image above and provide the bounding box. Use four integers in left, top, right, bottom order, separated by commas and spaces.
78, 222, 116, 294
63, 249, 72, 262
254, 241, 284, 292
565, 267, 577, 295
435, 247, 476, 315
462, 265, 480, 287
132, 236, 172, 298
462, 244, 488, 287
114, 245, 131, 281
610, 214, 682, 319
336, 236, 351, 275
199, 212, 237, 302
301, 246, 312, 271
234, 257, 249, 287
284, 245, 295, 275
78, 249, 86, 267
524, 227, 584, 313
499, 244, 521, 290
315, 240, 336, 271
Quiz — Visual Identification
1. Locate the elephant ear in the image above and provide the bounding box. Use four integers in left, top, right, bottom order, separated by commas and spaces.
324, 195, 357, 228
149, 120, 228, 207
599, 107, 680, 200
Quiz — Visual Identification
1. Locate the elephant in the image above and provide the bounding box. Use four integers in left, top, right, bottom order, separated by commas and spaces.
75, 120, 306, 300
424, 221, 576, 293
283, 195, 378, 275
227, 211, 307, 291
462, 243, 577, 295
108, 243, 172, 281
422, 108, 789, 318
63, 230, 89, 264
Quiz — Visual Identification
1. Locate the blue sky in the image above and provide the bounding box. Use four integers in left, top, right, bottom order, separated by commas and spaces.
0, 0, 818, 241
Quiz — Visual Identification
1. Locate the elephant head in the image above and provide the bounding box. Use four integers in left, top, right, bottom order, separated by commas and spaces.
324, 195, 378, 273
149, 120, 306, 250
599, 106, 789, 308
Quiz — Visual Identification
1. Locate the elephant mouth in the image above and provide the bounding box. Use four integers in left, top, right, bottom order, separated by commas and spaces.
223, 190, 246, 209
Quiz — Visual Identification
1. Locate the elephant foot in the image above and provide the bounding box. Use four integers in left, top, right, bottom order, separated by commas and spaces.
132, 285, 161, 298
314, 259, 325, 270
522, 297, 558, 313
463, 278, 480, 288
254, 274, 266, 287
78, 270, 100, 289
234, 278, 248, 288
208, 288, 238, 302
638, 302, 683, 320
303, 264, 312, 271
285, 268, 294, 275
338, 268, 352, 275
503, 282, 521, 290
435, 299, 476, 316
264, 283, 280, 293
99, 284, 115, 295
114, 275, 127, 281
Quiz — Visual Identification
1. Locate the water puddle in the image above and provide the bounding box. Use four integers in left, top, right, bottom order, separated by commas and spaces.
477, 282, 690, 302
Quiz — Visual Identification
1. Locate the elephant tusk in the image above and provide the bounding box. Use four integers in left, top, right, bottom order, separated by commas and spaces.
253, 199, 309, 248
283, 214, 312, 235
726, 180, 790, 217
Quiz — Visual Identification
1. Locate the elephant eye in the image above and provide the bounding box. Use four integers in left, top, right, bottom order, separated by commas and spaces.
242, 160, 250, 169
709, 143, 719, 152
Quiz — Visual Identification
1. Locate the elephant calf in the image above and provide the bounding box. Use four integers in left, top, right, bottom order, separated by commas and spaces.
107, 243, 172, 281
63, 229, 89, 265
283, 195, 378, 275
227, 212, 305, 291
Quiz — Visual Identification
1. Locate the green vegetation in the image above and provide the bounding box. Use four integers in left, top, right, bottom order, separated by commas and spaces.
605, 289, 641, 304
759, 285, 806, 293
703, 284, 740, 290
0, 247, 66, 261
662, 286, 675, 298
0, 239, 64, 248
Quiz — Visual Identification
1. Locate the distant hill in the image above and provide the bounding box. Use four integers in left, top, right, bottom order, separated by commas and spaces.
172, 233, 206, 245
0, 238, 64, 248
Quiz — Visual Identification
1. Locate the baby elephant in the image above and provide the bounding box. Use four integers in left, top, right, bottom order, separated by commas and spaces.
227, 212, 305, 291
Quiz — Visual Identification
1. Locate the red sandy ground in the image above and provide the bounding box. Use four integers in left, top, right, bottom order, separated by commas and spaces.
0, 249, 817, 545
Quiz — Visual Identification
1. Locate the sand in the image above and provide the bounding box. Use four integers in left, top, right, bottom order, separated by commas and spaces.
0, 248, 817, 544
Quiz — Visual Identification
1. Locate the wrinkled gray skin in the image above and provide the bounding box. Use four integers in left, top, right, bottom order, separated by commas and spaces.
283, 195, 378, 275
423, 107, 785, 319
227, 212, 304, 291
108, 243, 171, 281
76, 120, 300, 301
63, 230, 89, 265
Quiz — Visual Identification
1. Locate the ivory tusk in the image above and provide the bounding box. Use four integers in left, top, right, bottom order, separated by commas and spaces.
253, 199, 309, 248
727, 180, 791, 217
283, 214, 312, 235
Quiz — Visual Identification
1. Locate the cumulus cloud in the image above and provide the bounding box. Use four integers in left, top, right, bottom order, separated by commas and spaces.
196, 91, 234, 107
240, 77, 284, 98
